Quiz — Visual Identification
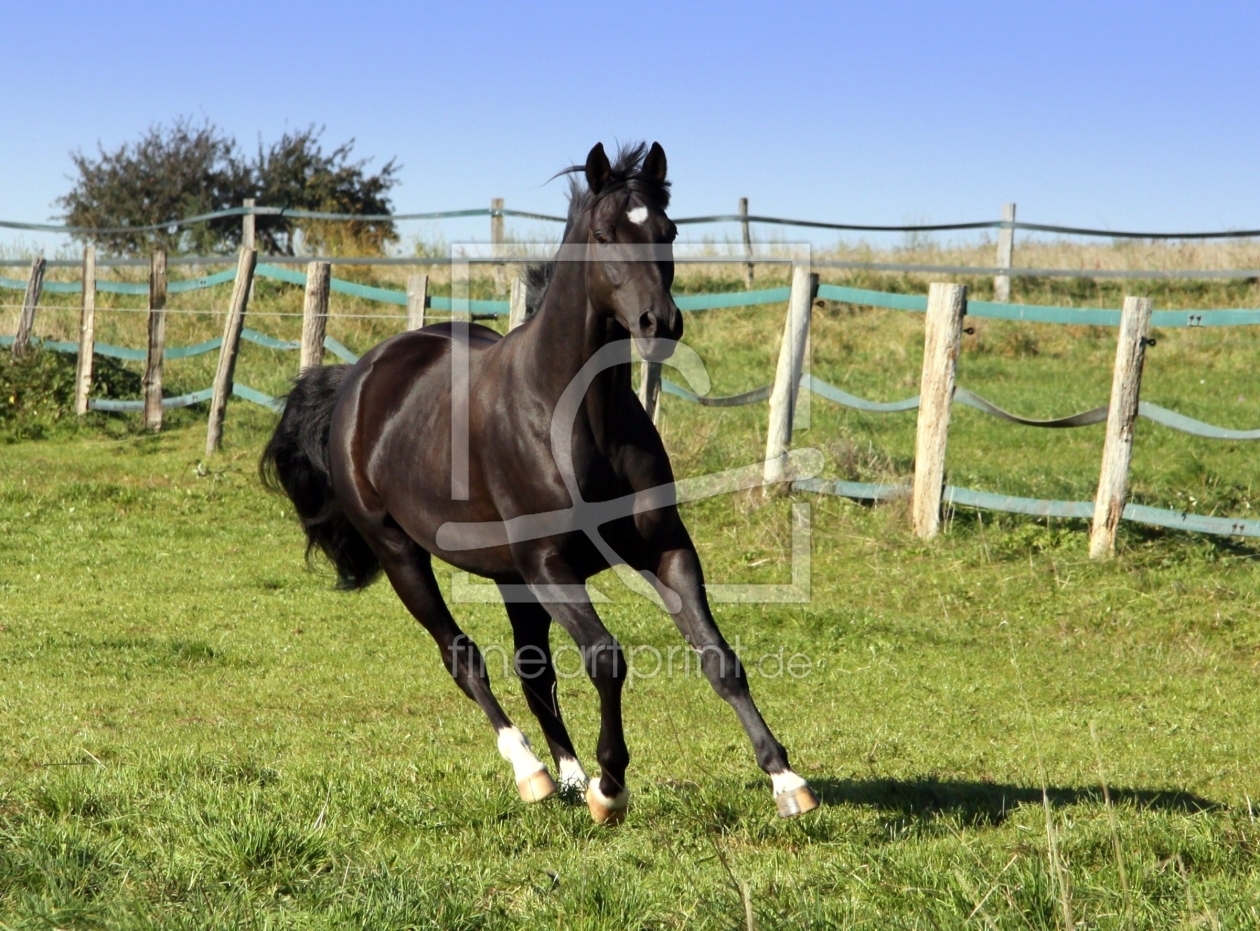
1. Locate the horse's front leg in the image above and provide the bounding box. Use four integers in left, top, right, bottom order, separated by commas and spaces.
648, 533, 820, 818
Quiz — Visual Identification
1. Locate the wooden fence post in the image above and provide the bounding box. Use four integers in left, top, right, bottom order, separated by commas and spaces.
242, 198, 256, 250
205, 248, 258, 456
740, 197, 754, 289
143, 251, 168, 431
1089, 296, 1153, 559
638, 359, 662, 423
73, 246, 96, 415
508, 275, 528, 331
763, 266, 818, 486
300, 261, 331, 370
491, 197, 505, 293
242, 199, 257, 303
12, 256, 45, 357
490, 197, 504, 249
406, 273, 429, 331
911, 282, 967, 538
994, 202, 1016, 302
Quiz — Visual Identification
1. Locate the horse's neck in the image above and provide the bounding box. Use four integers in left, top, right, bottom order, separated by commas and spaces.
519, 246, 634, 443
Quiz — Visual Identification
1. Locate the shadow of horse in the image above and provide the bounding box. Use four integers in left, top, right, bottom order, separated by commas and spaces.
812, 776, 1219, 827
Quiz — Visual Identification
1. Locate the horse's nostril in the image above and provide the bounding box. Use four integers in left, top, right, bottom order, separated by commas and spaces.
638, 311, 657, 337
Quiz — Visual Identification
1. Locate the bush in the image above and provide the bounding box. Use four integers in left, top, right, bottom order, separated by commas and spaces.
58, 119, 399, 256
0, 349, 141, 441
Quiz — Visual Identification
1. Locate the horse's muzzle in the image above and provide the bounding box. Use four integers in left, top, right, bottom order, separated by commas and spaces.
634, 301, 683, 362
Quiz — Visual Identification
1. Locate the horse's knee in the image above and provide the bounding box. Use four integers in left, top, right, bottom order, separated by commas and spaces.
585, 636, 626, 683
445, 634, 489, 682
696, 643, 748, 698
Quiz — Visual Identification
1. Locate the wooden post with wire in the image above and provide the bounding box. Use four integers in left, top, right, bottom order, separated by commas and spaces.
508, 275, 528, 331
740, 197, 754, 289
73, 246, 96, 415
142, 251, 168, 431
911, 282, 967, 538
205, 248, 258, 456
1089, 296, 1153, 559
763, 266, 818, 487
491, 197, 505, 293
406, 273, 429, 331
12, 256, 45, 357
242, 198, 256, 250
300, 261, 331, 370
994, 202, 1016, 302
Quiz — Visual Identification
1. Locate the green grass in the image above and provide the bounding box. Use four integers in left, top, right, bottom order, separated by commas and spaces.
1, 274, 1259, 928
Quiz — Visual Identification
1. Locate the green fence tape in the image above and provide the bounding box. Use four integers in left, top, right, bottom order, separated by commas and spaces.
427, 295, 511, 315
256, 263, 411, 307
944, 486, 1095, 519
330, 277, 407, 306
1149, 309, 1260, 328
674, 287, 790, 311
168, 268, 238, 293
254, 263, 308, 288
231, 382, 283, 411
803, 374, 920, 412
794, 478, 1260, 538
1121, 502, 1260, 537
89, 387, 215, 413
97, 281, 151, 295
660, 379, 771, 406
1139, 402, 1260, 440
241, 327, 299, 351
954, 386, 1106, 427
93, 342, 146, 361
323, 336, 359, 363
817, 284, 928, 312
165, 337, 222, 359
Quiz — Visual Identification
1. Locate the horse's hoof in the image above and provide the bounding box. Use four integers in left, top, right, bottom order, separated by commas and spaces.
775, 784, 820, 818
586, 783, 630, 826
518, 769, 557, 803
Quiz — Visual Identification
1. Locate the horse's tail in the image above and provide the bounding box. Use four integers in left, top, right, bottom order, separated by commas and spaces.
259, 365, 381, 590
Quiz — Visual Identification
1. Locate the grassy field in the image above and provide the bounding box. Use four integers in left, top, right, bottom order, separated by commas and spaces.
1, 264, 1259, 928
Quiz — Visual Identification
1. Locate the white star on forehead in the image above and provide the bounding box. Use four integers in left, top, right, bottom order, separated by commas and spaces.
626, 205, 649, 225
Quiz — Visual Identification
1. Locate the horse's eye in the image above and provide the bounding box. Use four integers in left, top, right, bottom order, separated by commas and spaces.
593, 229, 610, 244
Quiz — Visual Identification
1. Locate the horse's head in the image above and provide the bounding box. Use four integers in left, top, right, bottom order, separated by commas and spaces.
581, 141, 682, 362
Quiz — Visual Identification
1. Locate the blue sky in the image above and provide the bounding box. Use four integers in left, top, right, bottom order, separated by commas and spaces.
4, 0, 1259, 252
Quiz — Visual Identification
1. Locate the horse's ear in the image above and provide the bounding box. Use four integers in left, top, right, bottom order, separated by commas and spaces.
585, 143, 611, 195
642, 142, 667, 184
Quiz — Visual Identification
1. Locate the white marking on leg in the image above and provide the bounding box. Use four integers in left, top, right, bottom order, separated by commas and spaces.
587, 777, 629, 810
496, 726, 546, 782
626, 205, 648, 225
771, 770, 807, 796
557, 755, 588, 789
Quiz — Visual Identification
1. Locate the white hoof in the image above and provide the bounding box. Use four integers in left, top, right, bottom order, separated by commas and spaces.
497, 727, 553, 803
771, 770, 819, 818
585, 781, 630, 826
517, 768, 557, 803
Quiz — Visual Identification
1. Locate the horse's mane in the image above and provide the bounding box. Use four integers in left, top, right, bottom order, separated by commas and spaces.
524, 143, 670, 315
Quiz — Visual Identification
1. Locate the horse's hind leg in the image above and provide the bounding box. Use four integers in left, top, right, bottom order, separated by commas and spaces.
515, 557, 630, 825
374, 531, 557, 803
499, 588, 589, 791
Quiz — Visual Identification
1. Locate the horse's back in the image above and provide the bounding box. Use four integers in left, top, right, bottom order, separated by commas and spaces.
327, 323, 521, 576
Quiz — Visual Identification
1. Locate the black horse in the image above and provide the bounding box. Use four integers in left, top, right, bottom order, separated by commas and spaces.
261, 142, 817, 824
